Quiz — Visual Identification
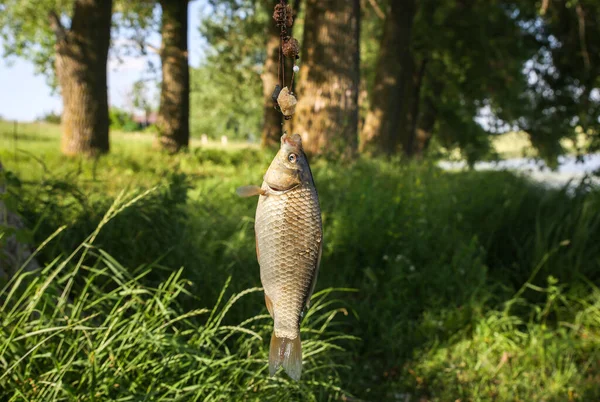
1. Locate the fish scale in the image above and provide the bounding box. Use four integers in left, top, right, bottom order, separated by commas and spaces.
255, 184, 322, 339
236, 132, 322, 381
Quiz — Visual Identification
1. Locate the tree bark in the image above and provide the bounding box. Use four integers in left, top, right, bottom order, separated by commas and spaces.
261, 1, 284, 149
413, 75, 443, 158
359, 0, 416, 156
293, 0, 361, 157
157, 0, 190, 153
413, 98, 436, 158
405, 57, 428, 157
53, 0, 112, 157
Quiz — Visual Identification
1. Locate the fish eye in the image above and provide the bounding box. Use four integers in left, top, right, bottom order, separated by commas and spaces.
288, 153, 297, 163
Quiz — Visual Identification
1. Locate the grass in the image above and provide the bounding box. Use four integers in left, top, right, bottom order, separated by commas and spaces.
1, 189, 353, 401
1, 122, 600, 401
490, 130, 593, 160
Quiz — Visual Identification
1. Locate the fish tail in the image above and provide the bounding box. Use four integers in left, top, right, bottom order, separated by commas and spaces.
269, 331, 302, 381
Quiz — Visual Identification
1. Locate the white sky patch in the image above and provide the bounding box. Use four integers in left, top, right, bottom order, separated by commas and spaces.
0, 56, 62, 121
108, 56, 152, 73
475, 105, 493, 131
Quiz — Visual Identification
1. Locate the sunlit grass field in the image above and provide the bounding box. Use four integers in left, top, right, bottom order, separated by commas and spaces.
489, 130, 591, 159
1, 122, 600, 401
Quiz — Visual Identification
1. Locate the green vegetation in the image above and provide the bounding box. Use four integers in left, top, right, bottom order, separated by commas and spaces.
1, 124, 600, 400
0, 124, 352, 400
0, 201, 350, 400
109, 108, 143, 133
189, 3, 266, 142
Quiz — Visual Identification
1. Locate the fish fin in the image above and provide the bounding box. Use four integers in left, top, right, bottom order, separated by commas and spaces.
265, 293, 274, 319
236, 185, 264, 197
305, 240, 323, 310
269, 332, 302, 381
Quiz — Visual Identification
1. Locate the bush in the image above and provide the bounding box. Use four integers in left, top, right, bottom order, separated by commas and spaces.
109, 108, 139, 132
37, 111, 61, 124
405, 279, 600, 401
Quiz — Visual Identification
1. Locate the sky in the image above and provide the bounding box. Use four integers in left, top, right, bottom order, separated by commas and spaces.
0, 1, 207, 122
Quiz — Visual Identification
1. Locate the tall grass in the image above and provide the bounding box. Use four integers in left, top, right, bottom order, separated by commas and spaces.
0, 190, 355, 401
1, 124, 600, 400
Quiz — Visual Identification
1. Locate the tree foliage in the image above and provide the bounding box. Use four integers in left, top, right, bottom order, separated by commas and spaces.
1, 0, 597, 163
414, 0, 536, 163
0, 0, 73, 87
0, 0, 157, 86
190, 0, 266, 140
356, 0, 600, 165
495, 0, 600, 162
130, 79, 157, 115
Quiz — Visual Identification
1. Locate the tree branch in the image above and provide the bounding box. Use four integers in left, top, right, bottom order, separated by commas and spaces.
540, 0, 549, 15
48, 10, 67, 43
135, 36, 160, 55
575, 3, 591, 72
146, 44, 160, 54
367, 0, 385, 20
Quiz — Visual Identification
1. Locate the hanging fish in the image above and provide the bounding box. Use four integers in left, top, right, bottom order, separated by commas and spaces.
236, 133, 322, 381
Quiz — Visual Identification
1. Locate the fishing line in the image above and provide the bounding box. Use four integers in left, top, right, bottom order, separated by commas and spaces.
272, 0, 300, 121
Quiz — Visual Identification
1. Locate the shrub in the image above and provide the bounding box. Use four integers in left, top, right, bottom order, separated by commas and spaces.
37, 111, 62, 124
109, 108, 139, 132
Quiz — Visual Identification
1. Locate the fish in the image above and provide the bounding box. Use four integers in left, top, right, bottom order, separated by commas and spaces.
236, 133, 322, 381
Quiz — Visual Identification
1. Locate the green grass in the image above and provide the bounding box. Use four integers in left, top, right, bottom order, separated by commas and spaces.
489, 130, 592, 159
1, 122, 600, 401
0, 187, 353, 401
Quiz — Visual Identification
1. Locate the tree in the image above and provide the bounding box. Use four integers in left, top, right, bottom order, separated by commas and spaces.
359, 0, 416, 156
358, 0, 538, 164
358, 0, 600, 166
114, 0, 191, 150
495, 0, 600, 163
260, 0, 283, 149
156, 0, 190, 152
130, 79, 157, 126
260, 0, 303, 149
0, 0, 113, 157
194, 0, 292, 146
190, 0, 267, 141
293, 0, 361, 157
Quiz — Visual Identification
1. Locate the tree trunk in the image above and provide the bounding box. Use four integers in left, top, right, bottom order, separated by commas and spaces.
359, 0, 416, 156
293, 0, 361, 157
414, 98, 436, 158
157, 0, 190, 153
261, 1, 284, 149
405, 57, 428, 157
52, 0, 112, 157
413, 76, 443, 158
